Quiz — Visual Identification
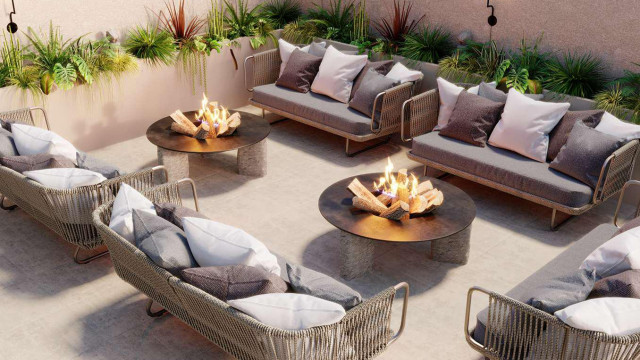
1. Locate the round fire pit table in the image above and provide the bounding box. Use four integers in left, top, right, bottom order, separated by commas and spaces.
147, 110, 270, 181
318, 173, 476, 280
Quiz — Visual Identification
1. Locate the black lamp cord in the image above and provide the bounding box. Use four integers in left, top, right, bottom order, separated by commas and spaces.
9, 0, 16, 24
486, 0, 495, 18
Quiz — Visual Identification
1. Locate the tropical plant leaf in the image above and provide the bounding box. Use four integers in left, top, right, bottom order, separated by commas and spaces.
53, 62, 77, 90
71, 55, 93, 84
507, 67, 529, 94
494, 60, 511, 83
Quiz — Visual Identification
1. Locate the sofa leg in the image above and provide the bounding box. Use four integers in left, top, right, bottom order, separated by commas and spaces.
345, 137, 390, 157
550, 209, 574, 231
73, 246, 109, 264
0, 195, 17, 211
423, 166, 449, 179
146, 299, 167, 318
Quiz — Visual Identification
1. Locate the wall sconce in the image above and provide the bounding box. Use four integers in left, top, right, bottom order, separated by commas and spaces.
486, 0, 497, 26
6, 0, 18, 33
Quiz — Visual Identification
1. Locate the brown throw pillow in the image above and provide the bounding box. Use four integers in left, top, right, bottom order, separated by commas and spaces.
589, 270, 640, 299
154, 202, 209, 230
613, 217, 640, 237
550, 122, 625, 188
547, 110, 604, 162
439, 91, 505, 147
350, 60, 394, 100
0, 153, 75, 173
181, 265, 288, 301
275, 49, 322, 93
349, 68, 399, 118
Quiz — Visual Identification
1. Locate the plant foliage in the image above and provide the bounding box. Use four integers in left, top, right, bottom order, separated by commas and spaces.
261, 0, 302, 29
400, 26, 454, 63
158, 0, 206, 45
307, 0, 355, 43
544, 52, 607, 98
373, 0, 424, 54
124, 25, 177, 66
438, 40, 505, 83
596, 64, 640, 122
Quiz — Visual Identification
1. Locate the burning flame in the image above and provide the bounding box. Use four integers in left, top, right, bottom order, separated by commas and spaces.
196, 93, 230, 128
374, 158, 419, 199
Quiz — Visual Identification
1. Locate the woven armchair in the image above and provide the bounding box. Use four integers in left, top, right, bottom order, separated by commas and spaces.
244, 48, 417, 156
0, 107, 167, 263
92, 180, 410, 360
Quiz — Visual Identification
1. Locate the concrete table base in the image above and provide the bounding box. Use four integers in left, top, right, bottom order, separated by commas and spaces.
237, 139, 267, 177
430, 225, 471, 265
157, 148, 189, 182
339, 232, 375, 280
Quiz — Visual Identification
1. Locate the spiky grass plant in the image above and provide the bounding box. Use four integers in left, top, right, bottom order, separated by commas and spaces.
124, 25, 177, 66
282, 20, 321, 44
373, 0, 424, 54
261, 0, 302, 29
224, 0, 262, 39
351, 0, 368, 42
509, 35, 550, 81
596, 64, 640, 122
400, 26, 454, 64
1, 32, 41, 100
307, 0, 355, 43
544, 52, 607, 98
438, 40, 505, 83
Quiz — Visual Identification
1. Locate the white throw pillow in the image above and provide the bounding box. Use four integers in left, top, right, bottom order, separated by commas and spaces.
24, 168, 106, 189
488, 89, 570, 162
467, 81, 496, 95
228, 293, 346, 330
555, 298, 640, 336
182, 217, 280, 276
109, 184, 156, 243
278, 39, 325, 76
385, 62, 424, 84
11, 124, 77, 163
595, 112, 640, 141
310, 46, 368, 103
580, 227, 640, 279
435, 77, 465, 130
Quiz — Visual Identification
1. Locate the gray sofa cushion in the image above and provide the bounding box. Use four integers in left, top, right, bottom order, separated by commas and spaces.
411, 132, 594, 208
154, 202, 209, 230
526, 268, 596, 314
253, 84, 373, 136
0, 127, 18, 157
0, 154, 75, 173
287, 263, 362, 309
473, 224, 618, 345
349, 68, 398, 118
76, 151, 121, 179
547, 110, 604, 162
478, 82, 507, 103
351, 60, 394, 100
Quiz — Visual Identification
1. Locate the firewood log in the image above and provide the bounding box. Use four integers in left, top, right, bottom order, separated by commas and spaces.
217, 121, 229, 136
348, 178, 387, 212
422, 189, 438, 202
396, 169, 408, 184
379, 201, 409, 220
170, 110, 197, 133
377, 193, 393, 206
397, 185, 410, 204
193, 122, 210, 139
352, 196, 384, 215
417, 180, 433, 195
170, 122, 196, 136
410, 195, 427, 214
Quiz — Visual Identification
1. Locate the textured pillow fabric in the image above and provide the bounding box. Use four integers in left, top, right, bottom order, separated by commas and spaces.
0, 154, 75, 173
595, 112, 640, 141
76, 151, 121, 179
435, 77, 465, 130
589, 270, 640, 299
132, 209, 197, 276
385, 62, 423, 83
182, 217, 281, 276
580, 226, 640, 279
311, 46, 368, 103
0, 119, 11, 131
228, 293, 346, 330
478, 82, 507, 103
278, 39, 312, 76
24, 168, 106, 189
547, 110, 605, 162
181, 265, 287, 301
11, 124, 77, 163
348, 68, 399, 118
468, 81, 497, 95
550, 122, 625, 188
154, 202, 209, 230
350, 60, 394, 100
555, 298, 640, 336
614, 217, 640, 237
0, 127, 17, 158
308, 42, 327, 57
488, 89, 570, 162
287, 264, 362, 309
439, 91, 505, 147
275, 49, 322, 93
526, 268, 596, 314
109, 184, 156, 243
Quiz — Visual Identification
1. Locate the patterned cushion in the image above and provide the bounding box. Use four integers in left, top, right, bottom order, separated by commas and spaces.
439, 91, 505, 147
589, 270, 640, 299
547, 110, 604, 162
275, 49, 322, 93
287, 263, 362, 309
0, 154, 75, 173
154, 202, 209, 230
76, 151, 121, 179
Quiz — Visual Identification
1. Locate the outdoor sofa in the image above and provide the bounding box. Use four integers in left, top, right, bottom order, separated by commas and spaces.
402, 87, 640, 229
0, 107, 167, 263
92, 179, 410, 360
464, 181, 640, 359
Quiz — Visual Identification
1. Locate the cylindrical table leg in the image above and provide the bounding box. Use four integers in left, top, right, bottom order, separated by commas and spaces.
157, 147, 190, 182
340, 231, 375, 280
237, 139, 267, 177
431, 225, 471, 265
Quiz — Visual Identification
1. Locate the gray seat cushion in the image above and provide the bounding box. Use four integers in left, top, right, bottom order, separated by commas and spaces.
253, 84, 373, 136
287, 263, 362, 310
473, 224, 618, 345
411, 132, 594, 208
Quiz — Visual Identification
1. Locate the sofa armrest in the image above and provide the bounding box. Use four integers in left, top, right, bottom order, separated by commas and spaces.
594, 139, 640, 204
371, 82, 414, 134
244, 48, 280, 92
614, 179, 640, 227
400, 88, 439, 141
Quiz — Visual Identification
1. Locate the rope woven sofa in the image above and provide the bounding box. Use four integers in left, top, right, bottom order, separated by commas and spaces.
0, 107, 168, 263
92, 179, 410, 360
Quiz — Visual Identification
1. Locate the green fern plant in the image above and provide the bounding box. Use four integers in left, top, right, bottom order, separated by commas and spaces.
224, 0, 262, 39
544, 52, 607, 98
400, 26, 454, 64
307, 0, 355, 43
261, 0, 302, 29
124, 25, 177, 66
1, 32, 41, 99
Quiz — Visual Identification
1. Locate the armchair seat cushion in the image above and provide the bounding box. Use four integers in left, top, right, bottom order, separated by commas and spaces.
411, 132, 594, 209
253, 84, 373, 136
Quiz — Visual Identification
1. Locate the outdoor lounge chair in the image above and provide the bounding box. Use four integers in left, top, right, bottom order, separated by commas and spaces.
92, 179, 410, 360
0, 107, 167, 263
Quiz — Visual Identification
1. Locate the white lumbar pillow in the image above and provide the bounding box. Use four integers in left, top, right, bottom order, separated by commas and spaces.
580, 227, 640, 279
595, 112, 640, 141
109, 183, 156, 243
310, 45, 368, 103
278, 39, 325, 76
24, 168, 106, 189
11, 123, 77, 163
182, 217, 281, 276
435, 77, 466, 130
555, 298, 640, 336
467, 81, 496, 95
488, 88, 570, 162
228, 293, 346, 330
385, 62, 424, 84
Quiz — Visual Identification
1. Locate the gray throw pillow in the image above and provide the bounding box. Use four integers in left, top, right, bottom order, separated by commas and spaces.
308, 42, 327, 57
349, 68, 399, 118
350, 60, 394, 100
0, 154, 75, 173
478, 82, 508, 103
76, 151, 121, 179
275, 49, 322, 93
439, 91, 505, 147
589, 270, 640, 299
550, 122, 626, 188
287, 263, 362, 309
154, 202, 209, 230
527, 268, 596, 314
0, 127, 18, 157
181, 265, 288, 301
0, 119, 13, 131
613, 217, 640, 237
132, 209, 197, 276
547, 110, 604, 162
